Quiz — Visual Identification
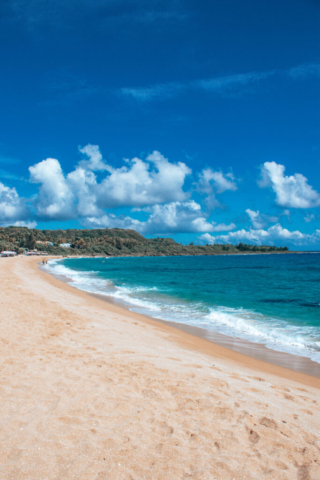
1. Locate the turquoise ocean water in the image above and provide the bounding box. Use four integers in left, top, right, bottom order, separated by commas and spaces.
46, 253, 320, 363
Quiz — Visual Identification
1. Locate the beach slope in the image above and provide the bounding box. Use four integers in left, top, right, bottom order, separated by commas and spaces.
0, 257, 319, 480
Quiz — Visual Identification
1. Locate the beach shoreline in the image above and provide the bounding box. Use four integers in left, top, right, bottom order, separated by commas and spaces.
1, 255, 319, 479
42, 256, 320, 382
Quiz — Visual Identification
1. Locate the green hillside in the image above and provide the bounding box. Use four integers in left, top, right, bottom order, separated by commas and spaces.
0, 226, 289, 256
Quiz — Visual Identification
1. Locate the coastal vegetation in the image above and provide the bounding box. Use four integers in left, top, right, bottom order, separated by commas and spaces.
0, 226, 289, 256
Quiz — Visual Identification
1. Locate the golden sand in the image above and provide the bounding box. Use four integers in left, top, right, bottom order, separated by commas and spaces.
0, 256, 319, 480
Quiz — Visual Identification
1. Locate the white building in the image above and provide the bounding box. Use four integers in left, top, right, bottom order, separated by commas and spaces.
36, 241, 54, 246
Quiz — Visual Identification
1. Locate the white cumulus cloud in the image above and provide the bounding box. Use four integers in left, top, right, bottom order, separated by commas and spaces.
78, 144, 111, 171
28, 147, 192, 220
258, 162, 320, 208
96, 150, 191, 209
199, 224, 320, 247
82, 201, 236, 235
12, 220, 37, 229
198, 233, 218, 245
83, 213, 142, 231
210, 222, 236, 232
197, 168, 238, 209
141, 201, 214, 234
67, 167, 101, 217
29, 158, 75, 220
304, 213, 315, 223
245, 209, 279, 229
0, 182, 29, 225
246, 209, 267, 229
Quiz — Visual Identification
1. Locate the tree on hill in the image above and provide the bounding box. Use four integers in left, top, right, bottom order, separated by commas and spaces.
73, 238, 86, 249
26, 233, 36, 250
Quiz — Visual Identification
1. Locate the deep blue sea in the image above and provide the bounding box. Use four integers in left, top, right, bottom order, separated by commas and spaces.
47, 253, 320, 363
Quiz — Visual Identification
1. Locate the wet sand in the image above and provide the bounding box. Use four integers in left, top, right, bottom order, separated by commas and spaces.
88, 292, 320, 380
0, 256, 319, 480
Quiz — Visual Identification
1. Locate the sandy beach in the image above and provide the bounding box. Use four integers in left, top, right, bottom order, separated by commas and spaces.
0, 256, 319, 480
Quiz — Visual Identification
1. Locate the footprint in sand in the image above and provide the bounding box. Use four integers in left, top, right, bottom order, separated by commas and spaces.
283, 393, 295, 401
247, 428, 260, 444
260, 417, 277, 429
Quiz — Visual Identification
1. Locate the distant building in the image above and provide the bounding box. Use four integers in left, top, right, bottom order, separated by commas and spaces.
36, 241, 54, 246
59, 243, 71, 248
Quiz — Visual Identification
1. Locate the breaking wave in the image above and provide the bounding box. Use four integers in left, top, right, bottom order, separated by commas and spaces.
44, 257, 320, 364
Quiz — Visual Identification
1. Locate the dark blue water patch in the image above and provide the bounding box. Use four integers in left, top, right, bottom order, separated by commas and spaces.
300, 303, 320, 308
273, 286, 291, 290
260, 298, 320, 309
304, 266, 320, 272
260, 299, 299, 304
206, 265, 272, 271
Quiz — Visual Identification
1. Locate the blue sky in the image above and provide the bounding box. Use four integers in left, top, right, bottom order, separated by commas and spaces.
0, 0, 320, 248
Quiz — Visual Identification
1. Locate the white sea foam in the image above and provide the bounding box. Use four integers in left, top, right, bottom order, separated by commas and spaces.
44, 260, 111, 294
45, 260, 162, 311
202, 308, 320, 362
45, 259, 320, 364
